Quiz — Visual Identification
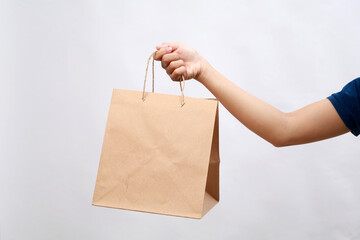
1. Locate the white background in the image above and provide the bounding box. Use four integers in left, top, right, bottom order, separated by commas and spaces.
1, 0, 359, 239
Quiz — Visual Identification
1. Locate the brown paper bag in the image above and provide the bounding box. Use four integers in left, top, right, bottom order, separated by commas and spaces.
92, 53, 220, 219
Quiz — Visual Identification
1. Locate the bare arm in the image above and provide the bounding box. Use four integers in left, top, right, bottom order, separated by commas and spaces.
154, 42, 349, 147
198, 62, 349, 146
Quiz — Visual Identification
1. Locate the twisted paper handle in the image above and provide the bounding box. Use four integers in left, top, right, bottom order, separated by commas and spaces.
142, 51, 185, 107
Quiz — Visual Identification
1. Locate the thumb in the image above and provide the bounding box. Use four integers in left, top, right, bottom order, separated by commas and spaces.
161, 42, 180, 51
156, 43, 170, 50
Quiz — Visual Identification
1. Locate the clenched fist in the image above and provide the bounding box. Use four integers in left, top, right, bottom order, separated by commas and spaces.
154, 42, 208, 83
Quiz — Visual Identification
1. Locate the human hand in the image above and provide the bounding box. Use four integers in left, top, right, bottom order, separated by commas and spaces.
153, 42, 208, 82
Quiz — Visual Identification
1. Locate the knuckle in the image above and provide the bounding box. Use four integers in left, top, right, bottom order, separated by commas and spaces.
173, 67, 184, 77
162, 55, 170, 63
173, 68, 180, 75
170, 71, 178, 80
166, 67, 172, 75
154, 49, 164, 60
177, 66, 185, 74
168, 61, 176, 71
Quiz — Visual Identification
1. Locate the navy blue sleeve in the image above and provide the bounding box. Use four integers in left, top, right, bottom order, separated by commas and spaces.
327, 77, 360, 136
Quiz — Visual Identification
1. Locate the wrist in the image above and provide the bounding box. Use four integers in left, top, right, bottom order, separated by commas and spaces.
195, 57, 212, 84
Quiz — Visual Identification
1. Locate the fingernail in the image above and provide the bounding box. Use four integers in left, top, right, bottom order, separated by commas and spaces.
166, 47, 172, 53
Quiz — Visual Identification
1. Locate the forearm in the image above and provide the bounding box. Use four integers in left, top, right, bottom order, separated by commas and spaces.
197, 59, 288, 146
155, 42, 349, 146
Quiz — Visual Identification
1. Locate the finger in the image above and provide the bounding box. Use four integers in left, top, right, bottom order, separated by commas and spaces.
162, 52, 181, 68
170, 66, 186, 81
156, 43, 168, 50
162, 42, 180, 51
166, 60, 184, 75
154, 47, 172, 60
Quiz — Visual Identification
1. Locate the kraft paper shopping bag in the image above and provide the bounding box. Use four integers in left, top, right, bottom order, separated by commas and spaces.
92, 52, 220, 219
